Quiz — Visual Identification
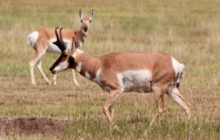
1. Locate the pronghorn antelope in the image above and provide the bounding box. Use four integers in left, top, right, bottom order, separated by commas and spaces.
27, 9, 94, 85
50, 28, 191, 126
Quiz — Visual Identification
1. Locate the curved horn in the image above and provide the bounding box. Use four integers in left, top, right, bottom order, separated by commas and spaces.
53, 27, 66, 52
55, 27, 60, 41
59, 27, 63, 40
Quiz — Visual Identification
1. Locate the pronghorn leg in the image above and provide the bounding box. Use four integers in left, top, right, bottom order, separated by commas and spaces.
52, 74, 57, 85
167, 87, 191, 120
52, 70, 79, 86
36, 58, 51, 85
109, 102, 116, 119
103, 89, 122, 123
29, 51, 45, 85
72, 69, 79, 86
150, 86, 166, 127
29, 59, 36, 85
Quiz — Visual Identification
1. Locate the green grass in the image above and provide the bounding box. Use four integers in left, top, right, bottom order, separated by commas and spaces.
0, 0, 220, 139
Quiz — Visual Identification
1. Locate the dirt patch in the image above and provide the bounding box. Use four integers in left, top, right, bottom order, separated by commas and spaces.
0, 116, 68, 136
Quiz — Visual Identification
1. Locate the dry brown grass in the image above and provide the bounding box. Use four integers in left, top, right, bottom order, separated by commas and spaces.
0, 0, 219, 139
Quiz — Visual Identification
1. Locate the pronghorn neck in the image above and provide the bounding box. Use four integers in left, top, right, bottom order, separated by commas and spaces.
72, 49, 100, 81
77, 28, 88, 44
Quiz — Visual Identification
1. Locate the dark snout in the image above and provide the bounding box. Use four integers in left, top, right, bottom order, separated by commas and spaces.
49, 67, 56, 74
84, 27, 88, 32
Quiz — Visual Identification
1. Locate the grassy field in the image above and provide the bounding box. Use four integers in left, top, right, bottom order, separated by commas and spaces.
0, 0, 220, 139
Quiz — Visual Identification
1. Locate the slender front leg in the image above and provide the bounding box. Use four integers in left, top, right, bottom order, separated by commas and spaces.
72, 69, 79, 86
150, 86, 166, 127
52, 74, 57, 85
102, 89, 122, 123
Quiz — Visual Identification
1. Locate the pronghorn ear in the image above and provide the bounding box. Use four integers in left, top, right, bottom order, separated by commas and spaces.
89, 10, 94, 21
79, 9, 83, 21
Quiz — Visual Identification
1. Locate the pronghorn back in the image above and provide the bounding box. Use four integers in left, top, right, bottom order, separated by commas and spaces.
69, 51, 183, 92
27, 28, 77, 53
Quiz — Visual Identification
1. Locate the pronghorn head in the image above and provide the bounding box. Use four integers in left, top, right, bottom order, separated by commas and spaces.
79, 9, 94, 34
50, 27, 78, 74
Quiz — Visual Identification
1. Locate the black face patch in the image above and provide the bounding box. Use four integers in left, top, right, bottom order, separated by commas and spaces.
50, 55, 63, 73
50, 53, 69, 73
63, 54, 68, 58
68, 57, 75, 68
53, 41, 66, 52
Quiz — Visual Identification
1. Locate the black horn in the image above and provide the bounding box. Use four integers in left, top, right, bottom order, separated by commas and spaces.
59, 27, 63, 40
53, 27, 66, 52
55, 27, 60, 41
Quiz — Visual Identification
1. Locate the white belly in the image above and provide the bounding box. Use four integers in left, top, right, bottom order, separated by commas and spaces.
117, 70, 152, 92
47, 38, 72, 53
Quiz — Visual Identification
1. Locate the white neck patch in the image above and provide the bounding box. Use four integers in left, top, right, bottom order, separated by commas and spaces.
85, 72, 91, 79
93, 68, 101, 84
76, 62, 82, 72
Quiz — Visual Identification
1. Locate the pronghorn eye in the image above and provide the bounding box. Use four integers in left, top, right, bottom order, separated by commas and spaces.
80, 20, 83, 23
89, 20, 92, 23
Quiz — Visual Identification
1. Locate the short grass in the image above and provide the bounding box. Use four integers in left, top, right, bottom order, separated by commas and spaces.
0, 0, 220, 139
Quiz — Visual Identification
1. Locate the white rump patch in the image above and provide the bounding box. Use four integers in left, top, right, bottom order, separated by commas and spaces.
117, 69, 152, 92
27, 31, 39, 47
76, 62, 82, 72
93, 68, 101, 84
171, 57, 185, 75
47, 38, 72, 53
85, 72, 90, 79
171, 57, 185, 84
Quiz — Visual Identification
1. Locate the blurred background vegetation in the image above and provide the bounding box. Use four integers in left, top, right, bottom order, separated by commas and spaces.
0, 0, 219, 139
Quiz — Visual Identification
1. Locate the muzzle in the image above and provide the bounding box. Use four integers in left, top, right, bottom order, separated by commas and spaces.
49, 67, 56, 74
84, 27, 88, 32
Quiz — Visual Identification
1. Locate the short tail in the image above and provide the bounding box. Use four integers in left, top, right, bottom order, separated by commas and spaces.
175, 64, 185, 88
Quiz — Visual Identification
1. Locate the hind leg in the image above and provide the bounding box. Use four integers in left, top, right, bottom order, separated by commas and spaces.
167, 87, 191, 120
150, 86, 166, 127
36, 56, 51, 85
29, 51, 45, 85
103, 89, 122, 123
72, 69, 79, 86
